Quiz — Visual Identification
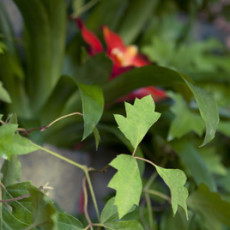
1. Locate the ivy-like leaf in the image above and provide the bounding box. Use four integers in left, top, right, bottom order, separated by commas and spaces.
108, 154, 142, 219
78, 83, 104, 140
188, 184, 230, 229
0, 124, 38, 159
155, 165, 188, 219
168, 93, 204, 140
114, 95, 160, 150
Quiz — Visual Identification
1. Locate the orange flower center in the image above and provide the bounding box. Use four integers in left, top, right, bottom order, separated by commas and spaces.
111, 45, 138, 67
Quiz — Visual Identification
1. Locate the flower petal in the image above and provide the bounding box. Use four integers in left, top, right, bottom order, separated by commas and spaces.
102, 26, 125, 53
76, 18, 103, 55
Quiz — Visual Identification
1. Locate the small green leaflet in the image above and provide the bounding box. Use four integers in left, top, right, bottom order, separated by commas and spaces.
108, 154, 142, 219
168, 93, 204, 140
78, 83, 104, 140
0, 81, 11, 103
188, 183, 230, 229
104, 220, 144, 230
0, 123, 38, 159
114, 95, 160, 150
155, 165, 188, 219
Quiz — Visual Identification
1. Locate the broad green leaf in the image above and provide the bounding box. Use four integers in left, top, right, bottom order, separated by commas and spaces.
41, 75, 77, 123
86, 0, 128, 31
104, 220, 144, 230
168, 93, 204, 140
1, 182, 34, 228
1, 155, 21, 186
188, 184, 230, 229
29, 187, 58, 230
0, 124, 38, 159
114, 95, 160, 150
103, 65, 219, 146
118, 0, 159, 43
185, 80, 219, 146
78, 83, 104, 140
73, 54, 113, 85
0, 81, 11, 103
172, 139, 216, 192
100, 198, 118, 224
199, 146, 227, 176
108, 154, 142, 219
155, 165, 188, 219
57, 213, 84, 230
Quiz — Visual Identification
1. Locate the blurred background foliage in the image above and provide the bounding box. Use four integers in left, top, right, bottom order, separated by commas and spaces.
1, 0, 230, 229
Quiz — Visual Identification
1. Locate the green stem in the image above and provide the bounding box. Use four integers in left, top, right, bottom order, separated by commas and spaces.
145, 189, 171, 203
85, 170, 100, 220
32, 142, 100, 220
145, 193, 154, 230
144, 171, 158, 190
32, 142, 86, 171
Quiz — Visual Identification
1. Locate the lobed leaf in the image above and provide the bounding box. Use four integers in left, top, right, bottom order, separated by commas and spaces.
114, 95, 160, 150
108, 154, 142, 219
155, 165, 188, 219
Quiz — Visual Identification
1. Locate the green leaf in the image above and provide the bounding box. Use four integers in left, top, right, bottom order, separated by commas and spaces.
0, 124, 38, 159
57, 213, 84, 230
188, 183, 230, 229
29, 187, 58, 230
1, 182, 34, 228
103, 65, 219, 146
0, 42, 6, 53
86, 0, 128, 31
114, 95, 160, 150
185, 80, 219, 146
0, 82, 11, 103
13, 0, 66, 113
73, 53, 113, 85
118, 0, 158, 43
93, 127, 100, 150
78, 83, 104, 140
100, 198, 118, 224
108, 154, 142, 219
168, 93, 204, 140
104, 220, 144, 230
217, 121, 230, 137
155, 165, 188, 219
1, 155, 21, 186
172, 139, 216, 192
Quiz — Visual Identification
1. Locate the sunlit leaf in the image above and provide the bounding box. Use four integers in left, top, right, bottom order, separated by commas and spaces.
0, 124, 38, 159
114, 95, 160, 150
78, 83, 104, 140
108, 154, 142, 219
155, 165, 188, 219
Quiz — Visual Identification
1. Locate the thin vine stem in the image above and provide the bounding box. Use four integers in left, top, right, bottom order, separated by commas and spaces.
84, 170, 100, 220
31, 142, 100, 220
134, 156, 157, 168
145, 189, 171, 203
145, 193, 154, 230
83, 177, 93, 230
32, 142, 86, 171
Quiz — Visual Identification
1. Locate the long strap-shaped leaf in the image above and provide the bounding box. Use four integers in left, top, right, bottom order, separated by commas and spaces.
13, 0, 66, 114
103, 65, 219, 146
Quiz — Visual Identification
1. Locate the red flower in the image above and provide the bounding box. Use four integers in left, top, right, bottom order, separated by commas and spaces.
76, 18, 166, 102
